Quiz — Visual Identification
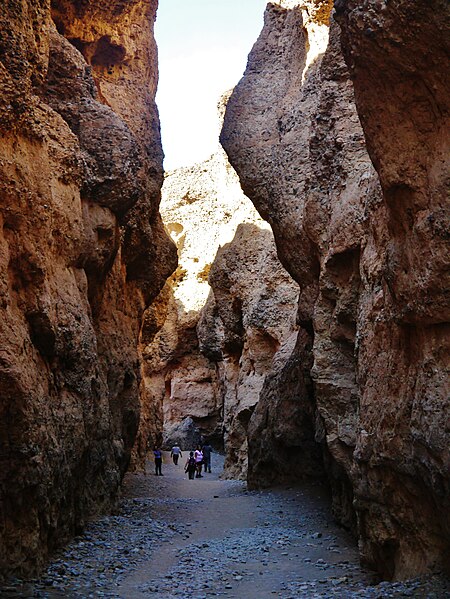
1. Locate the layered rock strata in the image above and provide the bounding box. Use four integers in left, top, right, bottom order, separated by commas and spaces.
221, 0, 449, 580
0, 0, 176, 578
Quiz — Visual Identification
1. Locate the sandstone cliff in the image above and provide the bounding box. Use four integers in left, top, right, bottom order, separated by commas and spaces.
221, 0, 449, 580
140, 145, 300, 480
0, 0, 176, 577
139, 148, 263, 453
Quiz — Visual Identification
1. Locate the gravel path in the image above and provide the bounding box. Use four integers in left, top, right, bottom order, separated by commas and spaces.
1, 452, 448, 598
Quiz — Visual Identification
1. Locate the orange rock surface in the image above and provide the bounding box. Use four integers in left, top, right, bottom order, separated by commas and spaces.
0, 0, 176, 576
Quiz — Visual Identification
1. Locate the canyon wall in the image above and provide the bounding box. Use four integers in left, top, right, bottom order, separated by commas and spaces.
144, 147, 300, 479
198, 221, 301, 478
221, 0, 449, 580
0, 0, 176, 578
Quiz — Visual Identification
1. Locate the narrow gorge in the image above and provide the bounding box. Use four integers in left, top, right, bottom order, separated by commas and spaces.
0, 0, 448, 592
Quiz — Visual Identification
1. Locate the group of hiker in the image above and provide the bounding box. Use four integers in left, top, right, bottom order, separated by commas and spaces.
152, 442, 213, 479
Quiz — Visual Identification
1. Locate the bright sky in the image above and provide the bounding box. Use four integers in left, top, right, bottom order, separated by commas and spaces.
155, 0, 268, 171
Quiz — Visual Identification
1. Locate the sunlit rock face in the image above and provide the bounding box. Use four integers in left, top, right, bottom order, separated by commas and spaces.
142, 145, 300, 478
0, 0, 176, 577
141, 147, 275, 452
221, 0, 449, 580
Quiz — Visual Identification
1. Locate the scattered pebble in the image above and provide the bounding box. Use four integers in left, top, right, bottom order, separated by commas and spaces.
1, 462, 448, 599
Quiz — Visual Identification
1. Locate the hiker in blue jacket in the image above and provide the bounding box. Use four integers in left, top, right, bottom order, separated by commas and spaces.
153, 447, 163, 476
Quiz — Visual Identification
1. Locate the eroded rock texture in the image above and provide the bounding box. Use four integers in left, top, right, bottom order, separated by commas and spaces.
141, 144, 300, 479
140, 148, 259, 452
0, 0, 176, 577
335, 0, 450, 579
198, 222, 300, 479
143, 148, 288, 457
221, 0, 449, 580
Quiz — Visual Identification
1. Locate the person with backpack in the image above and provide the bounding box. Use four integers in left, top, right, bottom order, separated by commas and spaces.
185, 451, 196, 480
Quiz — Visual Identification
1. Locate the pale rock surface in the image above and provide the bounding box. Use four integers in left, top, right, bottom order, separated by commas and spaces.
143, 143, 300, 476
161, 145, 267, 316
141, 147, 269, 451
221, 0, 449, 579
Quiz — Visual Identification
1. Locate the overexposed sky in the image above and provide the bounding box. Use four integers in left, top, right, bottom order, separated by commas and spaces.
155, 0, 268, 171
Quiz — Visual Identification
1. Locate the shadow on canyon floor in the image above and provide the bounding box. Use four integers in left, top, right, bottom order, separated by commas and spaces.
1, 453, 448, 598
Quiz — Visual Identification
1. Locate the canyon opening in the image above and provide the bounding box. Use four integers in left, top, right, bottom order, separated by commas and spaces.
0, 1, 449, 598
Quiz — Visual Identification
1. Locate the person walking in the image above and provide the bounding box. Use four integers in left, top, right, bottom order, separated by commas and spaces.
194, 446, 203, 478
202, 442, 212, 473
185, 451, 196, 480
153, 447, 163, 476
170, 444, 182, 465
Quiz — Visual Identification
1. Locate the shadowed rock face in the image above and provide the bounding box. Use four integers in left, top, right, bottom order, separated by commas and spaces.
221, 0, 449, 580
0, 0, 176, 578
335, 0, 450, 579
198, 222, 301, 479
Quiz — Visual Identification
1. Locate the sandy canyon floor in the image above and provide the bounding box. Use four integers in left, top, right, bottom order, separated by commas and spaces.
1, 453, 448, 598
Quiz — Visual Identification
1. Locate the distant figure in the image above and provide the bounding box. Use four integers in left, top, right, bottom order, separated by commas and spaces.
202, 442, 212, 473
185, 451, 196, 480
194, 446, 203, 478
171, 445, 182, 465
153, 447, 163, 476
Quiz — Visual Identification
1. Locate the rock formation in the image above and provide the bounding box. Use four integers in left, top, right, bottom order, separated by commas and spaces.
0, 0, 176, 578
140, 147, 264, 452
198, 223, 301, 478
2, 0, 448, 583
141, 142, 300, 479
221, 0, 449, 580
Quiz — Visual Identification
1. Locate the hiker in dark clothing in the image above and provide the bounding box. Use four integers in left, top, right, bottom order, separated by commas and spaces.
153, 447, 163, 475
185, 451, 196, 480
202, 442, 212, 473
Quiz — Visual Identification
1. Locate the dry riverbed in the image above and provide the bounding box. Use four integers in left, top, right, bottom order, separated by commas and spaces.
1, 453, 448, 598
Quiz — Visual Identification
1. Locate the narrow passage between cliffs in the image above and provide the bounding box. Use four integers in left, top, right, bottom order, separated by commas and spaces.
116, 454, 372, 599
2, 454, 447, 598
